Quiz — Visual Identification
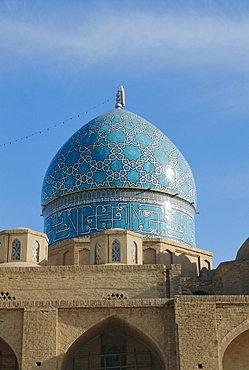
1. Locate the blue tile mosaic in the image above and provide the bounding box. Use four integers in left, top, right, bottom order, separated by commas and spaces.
42, 109, 196, 206
42, 108, 196, 247
43, 189, 195, 247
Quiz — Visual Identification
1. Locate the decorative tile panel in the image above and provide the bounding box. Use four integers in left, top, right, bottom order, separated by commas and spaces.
43, 189, 196, 247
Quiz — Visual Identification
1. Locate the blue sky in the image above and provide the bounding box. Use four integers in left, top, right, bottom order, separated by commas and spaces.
1, 0, 249, 267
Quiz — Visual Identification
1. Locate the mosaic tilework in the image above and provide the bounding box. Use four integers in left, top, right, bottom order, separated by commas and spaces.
42, 109, 196, 206
43, 189, 196, 247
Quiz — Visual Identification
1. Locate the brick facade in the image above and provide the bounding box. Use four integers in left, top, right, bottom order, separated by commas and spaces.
0, 228, 248, 369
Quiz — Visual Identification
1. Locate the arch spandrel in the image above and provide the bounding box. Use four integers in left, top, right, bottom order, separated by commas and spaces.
0, 310, 22, 368
0, 337, 19, 370
220, 317, 249, 359
60, 314, 166, 370
222, 328, 249, 370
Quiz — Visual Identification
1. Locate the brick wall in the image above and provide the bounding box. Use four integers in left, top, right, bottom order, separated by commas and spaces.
213, 260, 249, 295
0, 264, 167, 301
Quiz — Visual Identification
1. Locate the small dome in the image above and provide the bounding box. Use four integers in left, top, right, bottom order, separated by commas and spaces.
236, 238, 249, 260
42, 108, 196, 206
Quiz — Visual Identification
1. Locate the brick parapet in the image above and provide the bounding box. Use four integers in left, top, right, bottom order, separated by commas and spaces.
0, 264, 167, 301
0, 298, 171, 309
2, 295, 249, 309
0, 264, 166, 274
175, 295, 249, 303
2, 294, 249, 309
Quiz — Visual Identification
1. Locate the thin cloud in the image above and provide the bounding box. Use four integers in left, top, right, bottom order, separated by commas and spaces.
0, 4, 249, 72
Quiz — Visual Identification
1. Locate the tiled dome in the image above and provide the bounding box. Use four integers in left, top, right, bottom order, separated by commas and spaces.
42, 108, 196, 206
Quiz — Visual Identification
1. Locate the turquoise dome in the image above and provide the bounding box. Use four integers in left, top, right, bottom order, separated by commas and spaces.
42, 107, 196, 247
42, 108, 196, 206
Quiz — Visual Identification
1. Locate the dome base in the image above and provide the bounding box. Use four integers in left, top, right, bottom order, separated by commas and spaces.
43, 188, 195, 248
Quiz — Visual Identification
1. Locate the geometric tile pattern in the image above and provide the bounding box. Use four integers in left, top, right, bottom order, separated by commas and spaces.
42, 109, 196, 206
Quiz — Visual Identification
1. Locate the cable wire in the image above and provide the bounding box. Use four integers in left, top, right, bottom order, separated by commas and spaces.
0, 97, 111, 147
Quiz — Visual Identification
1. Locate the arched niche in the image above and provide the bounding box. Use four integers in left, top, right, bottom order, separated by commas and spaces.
159, 249, 173, 266
222, 328, 249, 370
79, 249, 90, 265
143, 248, 156, 264
0, 337, 19, 369
62, 316, 165, 370
63, 250, 73, 265
174, 253, 198, 277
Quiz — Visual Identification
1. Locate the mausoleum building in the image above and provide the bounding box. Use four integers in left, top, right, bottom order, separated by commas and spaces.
0, 87, 249, 370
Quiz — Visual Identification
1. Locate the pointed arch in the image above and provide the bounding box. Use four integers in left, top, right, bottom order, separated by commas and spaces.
62, 315, 165, 370
220, 318, 249, 358
0, 337, 19, 369
79, 248, 90, 265
143, 248, 156, 264
222, 328, 249, 369
63, 250, 73, 265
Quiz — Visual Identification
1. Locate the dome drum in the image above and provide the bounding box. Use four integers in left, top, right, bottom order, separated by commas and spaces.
43, 188, 195, 247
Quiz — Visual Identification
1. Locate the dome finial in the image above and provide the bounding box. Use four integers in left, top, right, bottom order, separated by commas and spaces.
115, 85, 125, 109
